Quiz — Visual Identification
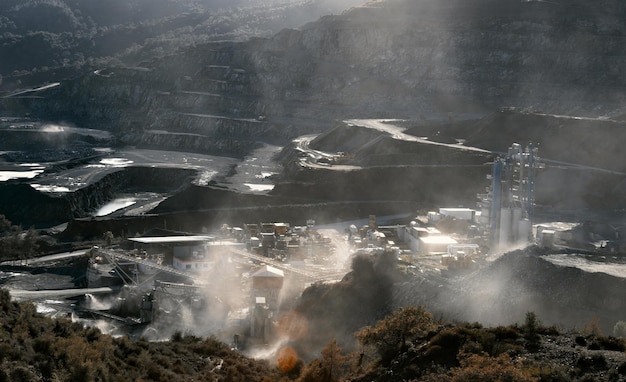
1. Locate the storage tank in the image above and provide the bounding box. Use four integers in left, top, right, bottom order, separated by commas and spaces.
498, 208, 512, 249
511, 207, 522, 242
540, 230, 555, 247
248, 236, 261, 251
518, 219, 532, 245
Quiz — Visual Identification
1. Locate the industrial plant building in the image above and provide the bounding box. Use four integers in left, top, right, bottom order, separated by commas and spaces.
478, 143, 542, 251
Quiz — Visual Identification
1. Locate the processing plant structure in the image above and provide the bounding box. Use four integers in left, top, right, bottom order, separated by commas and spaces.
478, 143, 543, 252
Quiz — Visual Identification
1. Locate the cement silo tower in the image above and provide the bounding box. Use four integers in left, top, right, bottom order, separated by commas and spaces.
480, 143, 542, 251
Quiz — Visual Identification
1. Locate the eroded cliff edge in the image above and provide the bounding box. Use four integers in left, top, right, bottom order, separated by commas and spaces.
3, 0, 626, 158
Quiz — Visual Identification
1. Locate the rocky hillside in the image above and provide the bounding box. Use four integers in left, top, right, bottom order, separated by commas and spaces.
0, 289, 279, 381
272, 250, 626, 381
273, 108, 626, 212
3, 0, 626, 228
0, 0, 366, 90
394, 246, 626, 336
4, 276, 626, 381
4, 0, 626, 157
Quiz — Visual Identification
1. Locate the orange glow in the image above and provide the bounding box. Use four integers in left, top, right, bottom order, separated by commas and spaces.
276, 346, 298, 372
276, 311, 309, 341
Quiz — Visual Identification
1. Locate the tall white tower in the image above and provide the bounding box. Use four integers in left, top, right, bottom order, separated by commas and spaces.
481, 143, 543, 251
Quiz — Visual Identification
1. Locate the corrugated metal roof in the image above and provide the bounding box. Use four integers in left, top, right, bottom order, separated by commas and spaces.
419, 235, 458, 245
252, 265, 284, 278
128, 236, 212, 244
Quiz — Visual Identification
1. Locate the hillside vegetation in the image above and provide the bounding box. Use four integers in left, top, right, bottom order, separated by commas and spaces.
3, 284, 626, 381
0, 288, 279, 381
0, 0, 364, 90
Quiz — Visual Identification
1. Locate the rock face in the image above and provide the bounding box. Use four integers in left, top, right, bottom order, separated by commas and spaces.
4, 0, 626, 158
269, 0, 626, 118
3, 0, 626, 227
0, 167, 195, 227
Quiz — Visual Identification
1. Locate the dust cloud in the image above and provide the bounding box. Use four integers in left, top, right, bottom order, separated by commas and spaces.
264, 251, 401, 362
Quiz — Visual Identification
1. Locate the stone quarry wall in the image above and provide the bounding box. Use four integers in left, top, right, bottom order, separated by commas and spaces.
6, 0, 626, 160
0, 167, 196, 227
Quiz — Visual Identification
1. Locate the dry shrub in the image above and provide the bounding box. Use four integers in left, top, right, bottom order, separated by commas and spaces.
299, 339, 348, 382
450, 353, 538, 382
490, 325, 520, 340
356, 305, 434, 365
592, 335, 626, 352
582, 317, 603, 337
424, 329, 466, 366
576, 353, 607, 374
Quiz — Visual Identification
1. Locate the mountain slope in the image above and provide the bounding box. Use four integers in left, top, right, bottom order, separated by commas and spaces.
6, 0, 626, 138
0, 0, 366, 89
3, 0, 626, 225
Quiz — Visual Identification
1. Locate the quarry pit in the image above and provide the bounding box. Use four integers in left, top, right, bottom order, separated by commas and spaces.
2, 111, 626, 358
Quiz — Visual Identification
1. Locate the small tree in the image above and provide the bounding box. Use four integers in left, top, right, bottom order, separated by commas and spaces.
523, 312, 539, 337
103, 231, 114, 247
355, 306, 434, 365
0, 225, 38, 263
582, 316, 603, 337
0, 214, 12, 233
522, 311, 541, 352
320, 339, 347, 381
22, 227, 39, 259
299, 340, 347, 382
0, 236, 16, 261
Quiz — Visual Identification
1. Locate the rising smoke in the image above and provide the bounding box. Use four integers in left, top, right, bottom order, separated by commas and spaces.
262, 250, 402, 364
